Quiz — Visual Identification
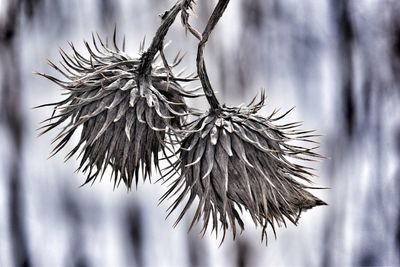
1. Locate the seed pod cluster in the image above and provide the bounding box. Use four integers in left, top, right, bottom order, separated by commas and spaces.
162, 94, 326, 242
37, 33, 196, 189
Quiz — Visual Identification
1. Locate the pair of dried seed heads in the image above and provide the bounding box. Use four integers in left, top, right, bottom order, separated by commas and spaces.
37, 0, 326, 245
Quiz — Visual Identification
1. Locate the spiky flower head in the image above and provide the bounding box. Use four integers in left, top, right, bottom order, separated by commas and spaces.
162, 93, 326, 243
37, 33, 197, 189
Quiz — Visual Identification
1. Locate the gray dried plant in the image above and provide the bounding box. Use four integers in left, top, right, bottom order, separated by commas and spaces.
36, 27, 198, 189
37, 0, 326, 245
161, 93, 326, 243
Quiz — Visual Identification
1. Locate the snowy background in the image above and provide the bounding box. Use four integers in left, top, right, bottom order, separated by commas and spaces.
0, 0, 399, 266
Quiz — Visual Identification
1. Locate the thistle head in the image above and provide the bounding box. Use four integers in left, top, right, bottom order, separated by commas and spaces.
162, 93, 326, 243
37, 33, 197, 189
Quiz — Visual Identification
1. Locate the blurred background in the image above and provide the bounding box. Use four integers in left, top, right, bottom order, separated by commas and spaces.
1, 0, 399, 266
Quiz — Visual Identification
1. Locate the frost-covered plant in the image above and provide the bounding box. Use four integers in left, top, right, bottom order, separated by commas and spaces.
37, 0, 326, 244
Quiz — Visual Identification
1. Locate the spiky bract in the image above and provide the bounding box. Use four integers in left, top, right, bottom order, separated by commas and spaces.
161, 94, 326, 242
37, 34, 196, 189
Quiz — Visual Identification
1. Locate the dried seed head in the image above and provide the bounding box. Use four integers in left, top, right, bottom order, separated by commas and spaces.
162, 93, 326, 243
37, 33, 197, 189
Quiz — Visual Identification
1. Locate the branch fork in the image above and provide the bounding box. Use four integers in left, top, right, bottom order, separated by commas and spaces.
140, 0, 230, 110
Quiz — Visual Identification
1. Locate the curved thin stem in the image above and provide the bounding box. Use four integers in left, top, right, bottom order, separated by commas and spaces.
197, 0, 230, 109
140, 1, 182, 75
181, 0, 202, 41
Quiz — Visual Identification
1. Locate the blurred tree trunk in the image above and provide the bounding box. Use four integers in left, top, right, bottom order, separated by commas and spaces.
0, 1, 31, 266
